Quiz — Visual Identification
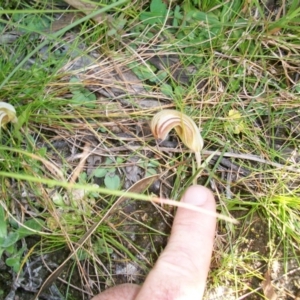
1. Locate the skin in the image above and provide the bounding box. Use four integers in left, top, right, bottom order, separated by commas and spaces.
92, 185, 216, 300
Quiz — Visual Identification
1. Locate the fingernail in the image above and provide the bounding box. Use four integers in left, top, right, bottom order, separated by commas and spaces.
182, 185, 210, 206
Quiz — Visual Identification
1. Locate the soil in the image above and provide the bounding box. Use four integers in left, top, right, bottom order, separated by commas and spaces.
1, 1, 300, 299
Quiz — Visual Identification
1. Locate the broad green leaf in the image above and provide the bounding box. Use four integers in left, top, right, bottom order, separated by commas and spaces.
75, 249, 88, 261
95, 238, 113, 255
6, 256, 21, 272
107, 28, 117, 36
116, 157, 124, 164
12, 14, 51, 33
156, 70, 168, 82
0, 206, 7, 238
83, 90, 96, 101
69, 77, 83, 94
146, 168, 157, 177
105, 158, 113, 164
150, 0, 167, 14
148, 159, 160, 167
52, 192, 65, 206
174, 86, 185, 98
93, 168, 107, 178
161, 83, 173, 97
173, 5, 183, 26
72, 92, 88, 103
16, 218, 44, 239
104, 173, 121, 190
5, 244, 15, 255
187, 9, 220, 25
129, 62, 156, 81
79, 172, 87, 183
140, 0, 168, 25
2, 232, 19, 248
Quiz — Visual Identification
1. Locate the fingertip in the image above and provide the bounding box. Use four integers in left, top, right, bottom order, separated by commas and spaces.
172, 184, 216, 238
181, 184, 216, 209
91, 284, 141, 300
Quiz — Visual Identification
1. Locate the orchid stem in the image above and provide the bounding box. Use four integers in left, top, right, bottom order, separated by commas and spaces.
193, 151, 202, 185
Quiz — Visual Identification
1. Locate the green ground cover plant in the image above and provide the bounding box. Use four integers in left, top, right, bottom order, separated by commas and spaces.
0, 205, 43, 272
0, 0, 300, 299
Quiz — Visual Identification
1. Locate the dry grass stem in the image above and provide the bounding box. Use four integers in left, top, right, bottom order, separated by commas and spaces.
151, 197, 238, 224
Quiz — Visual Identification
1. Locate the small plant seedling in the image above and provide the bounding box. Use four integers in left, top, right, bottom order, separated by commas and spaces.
138, 159, 159, 177
69, 77, 97, 108
92, 158, 122, 190
224, 109, 246, 135
0, 206, 44, 272
12, 13, 51, 33
140, 0, 168, 25
73, 237, 113, 261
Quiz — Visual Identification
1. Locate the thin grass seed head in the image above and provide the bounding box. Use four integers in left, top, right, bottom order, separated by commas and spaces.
150, 110, 204, 153
0, 102, 18, 128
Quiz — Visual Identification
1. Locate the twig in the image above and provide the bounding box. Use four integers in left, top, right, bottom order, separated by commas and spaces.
193, 151, 202, 184
68, 142, 90, 184
68, 145, 300, 174
204, 150, 300, 173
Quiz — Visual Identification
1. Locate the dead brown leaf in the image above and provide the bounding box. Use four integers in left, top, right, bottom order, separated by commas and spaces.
262, 270, 278, 300
63, 0, 104, 23
48, 12, 83, 32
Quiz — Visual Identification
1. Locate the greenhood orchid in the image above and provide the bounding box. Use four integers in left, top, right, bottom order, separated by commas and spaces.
151, 110, 203, 182
0, 102, 18, 128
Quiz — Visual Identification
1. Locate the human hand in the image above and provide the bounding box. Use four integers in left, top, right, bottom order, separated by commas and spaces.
92, 185, 216, 300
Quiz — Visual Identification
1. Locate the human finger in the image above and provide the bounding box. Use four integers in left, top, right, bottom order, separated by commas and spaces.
135, 185, 216, 300
91, 283, 140, 300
